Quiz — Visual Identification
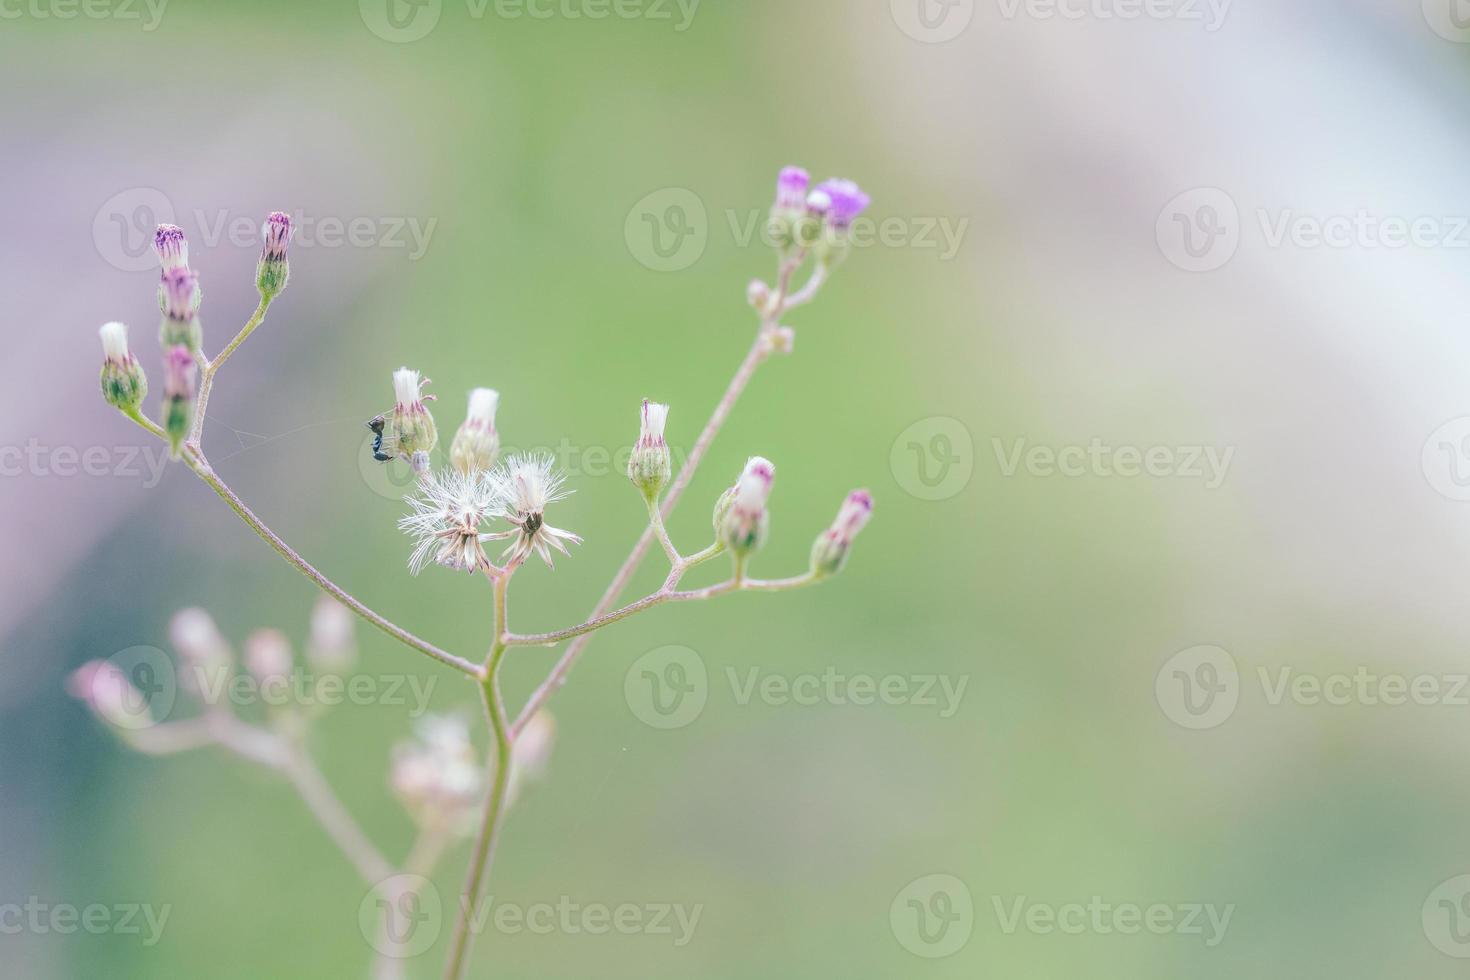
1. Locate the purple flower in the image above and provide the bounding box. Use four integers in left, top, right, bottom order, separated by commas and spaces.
775, 166, 810, 210
262, 211, 292, 261
815, 178, 870, 229
154, 224, 189, 272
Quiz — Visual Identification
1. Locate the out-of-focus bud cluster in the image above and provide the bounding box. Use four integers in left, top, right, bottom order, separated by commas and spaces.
170, 606, 233, 696
307, 596, 357, 673
451, 388, 500, 475
98, 322, 147, 412
766, 165, 871, 270
391, 715, 486, 834
716, 456, 775, 558
66, 660, 150, 729
810, 489, 873, 577
256, 211, 292, 300
627, 400, 671, 501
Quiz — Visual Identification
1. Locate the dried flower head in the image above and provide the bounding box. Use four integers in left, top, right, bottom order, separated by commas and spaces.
489, 453, 582, 569
810, 489, 873, 576
450, 388, 500, 475
399, 467, 501, 575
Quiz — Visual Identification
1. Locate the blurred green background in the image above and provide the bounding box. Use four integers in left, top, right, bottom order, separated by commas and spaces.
7, 0, 1470, 976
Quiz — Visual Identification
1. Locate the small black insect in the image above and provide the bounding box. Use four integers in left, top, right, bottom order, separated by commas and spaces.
366, 414, 395, 462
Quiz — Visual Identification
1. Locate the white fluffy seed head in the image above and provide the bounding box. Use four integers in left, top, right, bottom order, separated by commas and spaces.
99, 321, 129, 362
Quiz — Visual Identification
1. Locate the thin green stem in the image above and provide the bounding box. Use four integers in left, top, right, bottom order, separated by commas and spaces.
646, 495, 681, 566
190, 298, 269, 447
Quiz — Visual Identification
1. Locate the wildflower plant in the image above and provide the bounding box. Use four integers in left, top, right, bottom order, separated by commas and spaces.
75, 170, 875, 978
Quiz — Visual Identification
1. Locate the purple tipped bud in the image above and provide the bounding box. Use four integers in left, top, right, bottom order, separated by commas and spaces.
154, 224, 189, 272
628, 400, 671, 499
810, 489, 873, 576
256, 211, 292, 299
162, 345, 197, 458
815, 178, 870, 230
98, 322, 147, 411
718, 456, 775, 556
158, 268, 202, 351
775, 166, 810, 211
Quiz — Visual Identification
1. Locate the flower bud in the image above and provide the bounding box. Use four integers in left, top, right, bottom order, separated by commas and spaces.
391, 368, 438, 465
308, 596, 357, 673
767, 165, 810, 250
810, 489, 873, 577
627, 399, 671, 500
67, 660, 150, 729
170, 607, 232, 696
813, 178, 870, 267
792, 189, 832, 249
392, 715, 485, 833
244, 629, 293, 686
154, 224, 189, 272
450, 387, 500, 475
747, 278, 772, 313
158, 267, 203, 351
718, 456, 775, 556
98, 322, 147, 412
256, 211, 292, 300
162, 345, 197, 458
